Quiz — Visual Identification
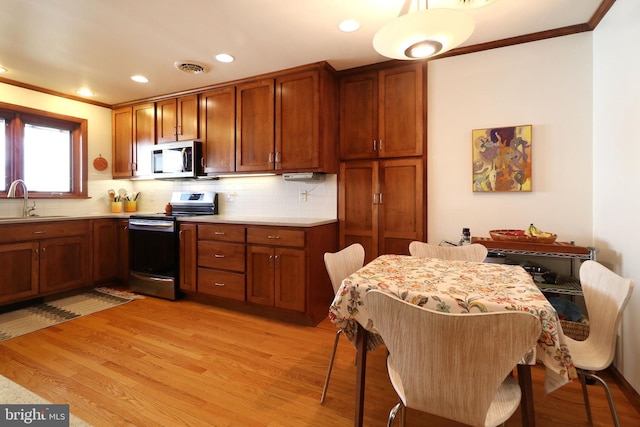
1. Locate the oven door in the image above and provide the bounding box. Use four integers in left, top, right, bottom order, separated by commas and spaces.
128, 218, 178, 300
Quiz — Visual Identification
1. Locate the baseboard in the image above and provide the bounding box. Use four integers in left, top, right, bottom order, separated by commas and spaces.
608, 366, 640, 413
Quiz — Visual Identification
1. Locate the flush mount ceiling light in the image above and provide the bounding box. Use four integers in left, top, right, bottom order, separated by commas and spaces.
338, 19, 360, 33
131, 75, 149, 83
373, 0, 475, 60
174, 61, 209, 74
75, 88, 94, 97
432, 0, 497, 8
215, 53, 235, 63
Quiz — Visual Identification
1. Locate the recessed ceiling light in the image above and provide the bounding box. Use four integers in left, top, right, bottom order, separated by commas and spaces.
76, 89, 94, 97
131, 75, 149, 83
0, 66, 7, 73
215, 53, 235, 63
338, 19, 360, 33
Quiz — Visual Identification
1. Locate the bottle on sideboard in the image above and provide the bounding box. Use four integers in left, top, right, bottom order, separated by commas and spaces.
459, 228, 471, 246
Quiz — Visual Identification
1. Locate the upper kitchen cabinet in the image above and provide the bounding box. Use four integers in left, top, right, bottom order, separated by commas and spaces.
200, 86, 236, 174
235, 63, 338, 173
275, 65, 337, 173
112, 102, 155, 178
156, 94, 199, 143
339, 62, 424, 160
236, 79, 275, 172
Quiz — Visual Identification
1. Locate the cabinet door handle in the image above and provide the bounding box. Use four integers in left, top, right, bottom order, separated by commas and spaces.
275, 151, 281, 163
379, 193, 383, 205
268, 152, 274, 163
373, 139, 377, 152
267, 235, 280, 239
41, 247, 46, 258
214, 282, 225, 287
34, 248, 39, 261
373, 193, 378, 205
379, 139, 383, 151
214, 254, 225, 258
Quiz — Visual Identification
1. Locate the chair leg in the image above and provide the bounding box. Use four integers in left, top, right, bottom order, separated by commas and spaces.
582, 371, 621, 427
579, 371, 593, 425
320, 329, 342, 404
387, 401, 404, 427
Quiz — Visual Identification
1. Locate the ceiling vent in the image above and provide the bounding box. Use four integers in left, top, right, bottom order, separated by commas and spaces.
174, 61, 208, 75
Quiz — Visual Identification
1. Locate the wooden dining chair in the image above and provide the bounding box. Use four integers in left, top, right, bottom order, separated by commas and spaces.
320, 243, 365, 404
564, 261, 634, 427
365, 289, 541, 427
408, 241, 488, 262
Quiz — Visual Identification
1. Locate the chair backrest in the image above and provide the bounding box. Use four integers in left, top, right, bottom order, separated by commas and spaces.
324, 243, 365, 295
365, 290, 541, 427
579, 260, 634, 367
409, 241, 488, 262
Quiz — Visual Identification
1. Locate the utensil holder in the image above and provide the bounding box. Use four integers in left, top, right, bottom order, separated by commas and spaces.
124, 201, 137, 212
111, 201, 123, 213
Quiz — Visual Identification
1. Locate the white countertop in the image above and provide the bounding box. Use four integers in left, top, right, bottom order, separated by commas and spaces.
0, 213, 336, 227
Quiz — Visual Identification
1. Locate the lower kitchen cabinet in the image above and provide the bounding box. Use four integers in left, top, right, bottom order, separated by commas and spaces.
116, 219, 130, 283
0, 242, 39, 305
179, 223, 198, 292
180, 220, 337, 325
0, 220, 90, 305
92, 219, 117, 283
247, 245, 305, 311
196, 224, 246, 300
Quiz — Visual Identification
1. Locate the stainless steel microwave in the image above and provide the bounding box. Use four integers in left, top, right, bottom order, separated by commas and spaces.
152, 140, 205, 179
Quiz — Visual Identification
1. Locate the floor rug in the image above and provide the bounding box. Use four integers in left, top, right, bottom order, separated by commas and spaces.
0, 287, 143, 343
0, 375, 92, 426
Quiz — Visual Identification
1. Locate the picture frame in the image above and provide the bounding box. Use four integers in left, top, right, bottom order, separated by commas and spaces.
472, 124, 532, 192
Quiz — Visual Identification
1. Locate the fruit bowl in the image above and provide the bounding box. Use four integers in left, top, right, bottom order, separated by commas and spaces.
489, 229, 557, 244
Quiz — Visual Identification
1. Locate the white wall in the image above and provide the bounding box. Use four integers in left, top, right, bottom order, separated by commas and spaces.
427, 33, 593, 246
593, 0, 640, 392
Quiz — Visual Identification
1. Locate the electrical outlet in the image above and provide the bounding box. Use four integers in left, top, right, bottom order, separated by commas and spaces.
299, 191, 308, 202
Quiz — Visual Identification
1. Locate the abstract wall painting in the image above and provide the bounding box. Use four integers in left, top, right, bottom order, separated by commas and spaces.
472, 124, 532, 192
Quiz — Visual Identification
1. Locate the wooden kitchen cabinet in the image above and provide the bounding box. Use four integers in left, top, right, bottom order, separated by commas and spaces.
236, 79, 275, 172
275, 66, 338, 173
234, 63, 338, 174
0, 242, 39, 305
339, 62, 424, 160
196, 224, 246, 301
179, 223, 197, 293
339, 158, 424, 264
0, 220, 90, 305
92, 219, 117, 283
116, 219, 129, 283
200, 86, 236, 173
112, 102, 155, 178
156, 94, 199, 143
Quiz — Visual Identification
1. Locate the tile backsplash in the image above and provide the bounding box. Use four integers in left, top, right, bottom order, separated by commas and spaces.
1, 174, 338, 219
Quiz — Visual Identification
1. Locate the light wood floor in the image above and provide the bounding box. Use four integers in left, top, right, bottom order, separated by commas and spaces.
0, 295, 638, 426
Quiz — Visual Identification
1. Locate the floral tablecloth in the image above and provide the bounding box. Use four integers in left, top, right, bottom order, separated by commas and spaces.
328, 254, 577, 393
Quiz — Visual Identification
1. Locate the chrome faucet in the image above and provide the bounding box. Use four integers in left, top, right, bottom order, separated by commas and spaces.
7, 179, 35, 217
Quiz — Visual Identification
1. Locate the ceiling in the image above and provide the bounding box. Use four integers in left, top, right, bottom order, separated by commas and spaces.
0, 0, 608, 107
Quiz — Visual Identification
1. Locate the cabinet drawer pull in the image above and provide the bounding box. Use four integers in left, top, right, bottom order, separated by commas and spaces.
213, 282, 225, 287
32, 230, 47, 234
214, 231, 226, 235
214, 254, 225, 258
267, 235, 280, 239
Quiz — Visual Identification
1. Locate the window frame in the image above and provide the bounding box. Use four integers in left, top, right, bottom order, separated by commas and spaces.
1, 101, 88, 199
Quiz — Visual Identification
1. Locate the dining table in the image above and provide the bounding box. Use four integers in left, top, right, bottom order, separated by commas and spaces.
328, 254, 578, 427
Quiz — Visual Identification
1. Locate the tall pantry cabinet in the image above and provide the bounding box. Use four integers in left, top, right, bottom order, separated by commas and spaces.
338, 62, 426, 263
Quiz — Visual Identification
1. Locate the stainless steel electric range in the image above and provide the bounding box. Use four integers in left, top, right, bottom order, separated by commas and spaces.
128, 192, 218, 300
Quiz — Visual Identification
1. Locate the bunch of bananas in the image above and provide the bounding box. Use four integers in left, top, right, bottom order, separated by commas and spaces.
526, 223, 554, 238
